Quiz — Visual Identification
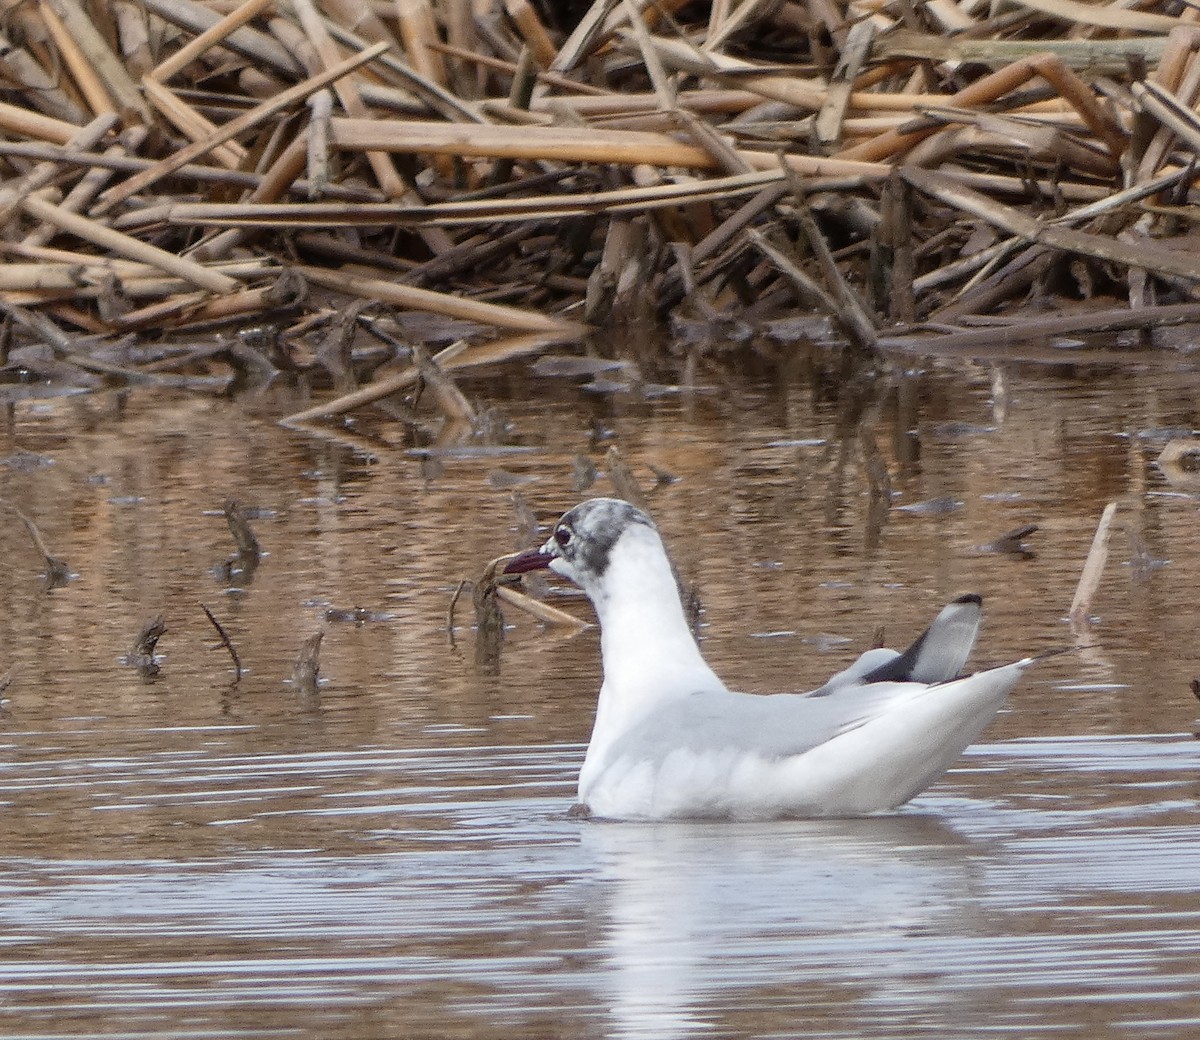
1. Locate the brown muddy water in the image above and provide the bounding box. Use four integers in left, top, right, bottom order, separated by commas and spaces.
1, 343, 1199, 1039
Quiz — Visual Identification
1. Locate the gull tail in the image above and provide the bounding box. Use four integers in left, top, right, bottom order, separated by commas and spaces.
861, 594, 983, 685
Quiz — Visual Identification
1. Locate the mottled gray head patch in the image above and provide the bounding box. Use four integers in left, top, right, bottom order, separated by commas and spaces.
547, 498, 655, 581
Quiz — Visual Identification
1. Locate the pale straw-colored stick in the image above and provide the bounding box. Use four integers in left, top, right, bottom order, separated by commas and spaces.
43, 0, 150, 121
395, 0, 446, 85
1069, 502, 1118, 625
149, 0, 275, 83
497, 585, 590, 630
0, 113, 116, 229
141, 79, 247, 168
296, 265, 579, 332
21, 193, 240, 293
504, 0, 558, 67
23, 126, 148, 247
38, 0, 117, 117
291, 0, 408, 199
93, 39, 389, 214
280, 339, 470, 426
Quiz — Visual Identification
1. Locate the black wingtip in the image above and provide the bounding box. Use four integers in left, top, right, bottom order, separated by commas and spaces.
953, 593, 983, 606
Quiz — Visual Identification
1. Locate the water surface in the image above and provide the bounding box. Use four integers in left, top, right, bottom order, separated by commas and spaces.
1, 346, 1198, 1037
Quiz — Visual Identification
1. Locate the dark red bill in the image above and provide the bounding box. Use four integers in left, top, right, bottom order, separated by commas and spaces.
503, 549, 555, 574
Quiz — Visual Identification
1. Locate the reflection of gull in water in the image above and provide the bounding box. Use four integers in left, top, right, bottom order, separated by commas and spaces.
581, 816, 979, 1040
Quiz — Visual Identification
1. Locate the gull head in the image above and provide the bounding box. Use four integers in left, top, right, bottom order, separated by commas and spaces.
504, 498, 658, 599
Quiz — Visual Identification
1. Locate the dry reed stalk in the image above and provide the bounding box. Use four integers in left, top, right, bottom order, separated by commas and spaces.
321, 0, 395, 48
0, 113, 116, 228
1131, 30, 1200, 186
21, 194, 240, 293
149, 0, 275, 83
291, 0, 408, 200
878, 301, 1200, 353
496, 584, 591, 629
903, 168, 1200, 283
280, 329, 573, 425
0, 255, 276, 295
426, 38, 610, 95
144, 168, 791, 227
1070, 502, 1118, 627
553, 0, 623, 72
109, 279, 305, 332
0, 97, 86, 146
505, 0, 558, 67
877, 28, 1170, 70
746, 228, 844, 332
0, 138, 296, 190
141, 79, 248, 169
1132, 81, 1200, 161
46, 0, 149, 120
200, 603, 242, 683
534, 89, 761, 115
306, 90, 333, 198
37, 0, 117, 119
0, 28, 86, 123
2, 498, 70, 586
0, 264, 142, 292
395, 0, 446, 86
816, 19, 875, 147
93, 40, 390, 213
296, 264, 579, 332
413, 344, 476, 423
292, 631, 323, 695
141, 0, 301, 75
22, 126, 148, 248
328, 115, 712, 166
704, 0, 776, 51
281, 338, 468, 426
837, 53, 1124, 163
1015, 0, 1178, 33
621, 0, 676, 109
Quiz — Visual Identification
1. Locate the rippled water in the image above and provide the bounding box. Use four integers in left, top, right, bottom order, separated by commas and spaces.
1, 345, 1199, 1037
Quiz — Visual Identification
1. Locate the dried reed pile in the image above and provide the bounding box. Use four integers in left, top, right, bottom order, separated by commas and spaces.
3, 1, 1200, 412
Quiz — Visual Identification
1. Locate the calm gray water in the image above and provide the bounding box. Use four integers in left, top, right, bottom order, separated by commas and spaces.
0, 345, 1198, 1038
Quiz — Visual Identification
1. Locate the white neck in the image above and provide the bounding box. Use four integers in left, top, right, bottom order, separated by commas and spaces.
586, 527, 724, 728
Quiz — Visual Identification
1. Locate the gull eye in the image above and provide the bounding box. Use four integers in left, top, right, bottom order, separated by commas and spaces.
554, 526, 571, 547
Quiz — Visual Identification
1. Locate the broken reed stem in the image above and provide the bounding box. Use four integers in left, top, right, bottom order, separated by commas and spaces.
148, 0, 275, 84
292, 630, 324, 695
785, 180, 879, 356
130, 614, 167, 658
1, 499, 70, 585
281, 339, 469, 425
126, 614, 167, 676
222, 498, 262, 558
94, 40, 390, 213
495, 585, 591, 629
1070, 502, 1118, 626
200, 603, 243, 683
475, 551, 590, 630
21, 194, 239, 293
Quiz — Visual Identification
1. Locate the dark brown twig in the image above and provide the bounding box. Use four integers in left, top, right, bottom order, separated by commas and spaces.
200, 602, 243, 683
